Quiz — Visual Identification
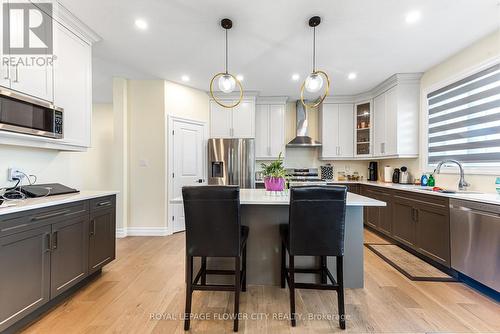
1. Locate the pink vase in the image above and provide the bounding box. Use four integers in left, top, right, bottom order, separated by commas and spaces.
264, 177, 285, 191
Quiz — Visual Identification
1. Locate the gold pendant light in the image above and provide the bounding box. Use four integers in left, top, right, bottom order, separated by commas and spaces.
209, 18, 243, 109
300, 16, 330, 109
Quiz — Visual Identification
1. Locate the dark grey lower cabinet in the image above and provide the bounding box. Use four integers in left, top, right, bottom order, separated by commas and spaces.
89, 203, 116, 274
362, 187, 451, 267
415, 205, 450, 266
0, 195, 116, 332
50, 216, 89, 298
391, 196, 417, 248
0, 225, 51, 332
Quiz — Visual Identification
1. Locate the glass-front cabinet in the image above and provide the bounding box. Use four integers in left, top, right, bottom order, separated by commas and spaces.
355, 101, 372, 157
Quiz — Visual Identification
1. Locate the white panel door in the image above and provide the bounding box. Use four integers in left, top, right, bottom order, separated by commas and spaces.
268, 104, 285, 158
255, 104, 269, 158
232, 100, 254, 138
172, 119, 206, 233
210, 101, 232, 138
9, 2, 53, 101
321, 103, 339, 157
373, 93, 386, 156
53, 22, 91, 147
384, 86, 398, 156
338, 104, 354, 158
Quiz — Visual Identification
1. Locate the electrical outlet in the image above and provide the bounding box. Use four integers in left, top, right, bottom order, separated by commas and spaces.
7, 167, 25, 181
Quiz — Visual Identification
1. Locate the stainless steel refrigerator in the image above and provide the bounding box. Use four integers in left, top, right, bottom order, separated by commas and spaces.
208, 138, 255, 188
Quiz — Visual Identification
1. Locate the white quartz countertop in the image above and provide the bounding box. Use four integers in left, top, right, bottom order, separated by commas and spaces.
327, 180, 500, 206
0, 190, 118, 216
171, 188, 386, 207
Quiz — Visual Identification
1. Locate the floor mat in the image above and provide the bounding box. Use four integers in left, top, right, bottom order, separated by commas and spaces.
365, 243, 458, 282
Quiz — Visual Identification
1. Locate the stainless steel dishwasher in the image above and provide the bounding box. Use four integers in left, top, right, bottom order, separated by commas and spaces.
450, 199, 500, 292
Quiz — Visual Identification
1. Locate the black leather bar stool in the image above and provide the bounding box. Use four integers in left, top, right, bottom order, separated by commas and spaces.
280, 185, 347, 329
182, 186, 249, 332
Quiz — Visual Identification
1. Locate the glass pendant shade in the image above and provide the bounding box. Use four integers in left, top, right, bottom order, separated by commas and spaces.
304, 73, 324, 93
218, 74, 236, 93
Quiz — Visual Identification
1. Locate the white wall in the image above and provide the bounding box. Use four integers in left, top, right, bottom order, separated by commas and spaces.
111, 79, 209, 235
416, 29, 500, 192
127, 80, 167, 232
0, 103, 115, 192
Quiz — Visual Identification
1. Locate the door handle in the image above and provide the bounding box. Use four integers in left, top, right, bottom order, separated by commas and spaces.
52, 231, 58, 250
195, 179, 204, 183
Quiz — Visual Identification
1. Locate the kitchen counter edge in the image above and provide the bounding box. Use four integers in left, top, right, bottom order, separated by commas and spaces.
0, 190, 119, 216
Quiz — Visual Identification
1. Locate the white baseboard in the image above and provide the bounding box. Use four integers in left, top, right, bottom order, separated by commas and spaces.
116, 228, 127, 238
116, 227, 170, 237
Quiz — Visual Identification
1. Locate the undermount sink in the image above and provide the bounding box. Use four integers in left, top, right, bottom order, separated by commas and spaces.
417, 187, 482, 194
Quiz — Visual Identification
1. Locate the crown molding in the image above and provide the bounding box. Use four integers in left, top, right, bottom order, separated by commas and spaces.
323, 95, 355, 104
256, 96, 288, 105
209, 90, 259, 100
52, 2, 102, 44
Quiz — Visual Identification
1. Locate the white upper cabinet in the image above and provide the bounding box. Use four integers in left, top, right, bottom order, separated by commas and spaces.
210, 98, 255, 138
320, 103, 354, 159
2, 1, 53, 101
373, 93, 386, 156
268, 104, 285, 157
210, 101, 232, 137
255, 102, 285, 160
372, 76, 420, 158
255, 104, 270, 158
53, 22, 92, 147
232, 100, 255, 138
0, 2, 98, 151
338, 104, 354, 158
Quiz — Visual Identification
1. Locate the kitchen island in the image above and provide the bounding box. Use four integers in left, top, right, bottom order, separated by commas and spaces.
172, 188, 385, 288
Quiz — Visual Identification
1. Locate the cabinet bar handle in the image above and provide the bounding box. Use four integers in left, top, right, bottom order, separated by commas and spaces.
97, 201, 111, 207
90, 219, 96, 236
32, 209, 71, 221
52, 231, 58, 250
3, 63, 10, 80
13, 65, 19, 83
44, 233, 52, 253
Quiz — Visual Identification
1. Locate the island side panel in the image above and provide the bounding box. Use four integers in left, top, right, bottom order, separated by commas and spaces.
241, 204, 364, 288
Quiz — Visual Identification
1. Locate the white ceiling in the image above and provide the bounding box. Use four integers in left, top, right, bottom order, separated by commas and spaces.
61, 0, 500, 101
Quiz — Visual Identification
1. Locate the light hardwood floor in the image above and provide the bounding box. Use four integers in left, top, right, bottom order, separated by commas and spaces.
22, 230, 500, 334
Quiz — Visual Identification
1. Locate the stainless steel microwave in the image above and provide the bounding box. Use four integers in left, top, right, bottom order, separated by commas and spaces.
0, 87, 63, 139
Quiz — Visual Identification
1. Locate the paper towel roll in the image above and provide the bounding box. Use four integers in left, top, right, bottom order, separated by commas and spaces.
384, 166, 393, 183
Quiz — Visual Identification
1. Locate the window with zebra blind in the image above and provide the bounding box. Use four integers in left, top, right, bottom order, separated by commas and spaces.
427, 62, 500, 168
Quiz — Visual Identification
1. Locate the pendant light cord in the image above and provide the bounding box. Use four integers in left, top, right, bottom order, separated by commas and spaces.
225, 29, 228, 74
312, 26, 316, 72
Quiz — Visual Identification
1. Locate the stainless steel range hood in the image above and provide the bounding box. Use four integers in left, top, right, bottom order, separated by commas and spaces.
286, 100, 322, 147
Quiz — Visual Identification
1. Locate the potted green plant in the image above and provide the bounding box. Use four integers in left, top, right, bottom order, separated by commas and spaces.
260, 152, 287, 191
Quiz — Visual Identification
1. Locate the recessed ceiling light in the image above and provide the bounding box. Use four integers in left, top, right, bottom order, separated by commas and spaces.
292, 73, 300, 81
405, 10, 421, 24
181, 75, 190, 82
348, 72, 357, 80
135, 19, 148, 30
236, 74, 244, 81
